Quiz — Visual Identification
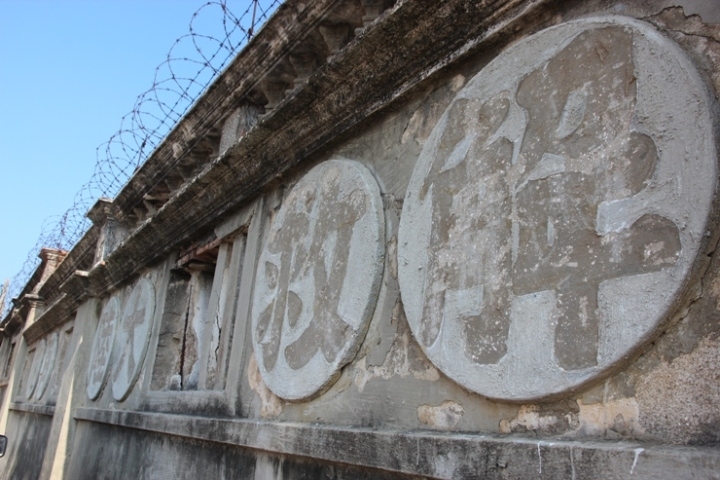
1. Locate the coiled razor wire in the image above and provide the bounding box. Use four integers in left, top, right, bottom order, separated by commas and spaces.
2, 0, 282, 318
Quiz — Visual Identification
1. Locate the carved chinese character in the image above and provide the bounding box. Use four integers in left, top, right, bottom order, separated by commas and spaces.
399, 18, 717, 400
252, 159, 385, 400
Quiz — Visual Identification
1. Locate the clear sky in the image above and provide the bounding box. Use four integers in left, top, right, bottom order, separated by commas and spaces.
0, 0, 258, 304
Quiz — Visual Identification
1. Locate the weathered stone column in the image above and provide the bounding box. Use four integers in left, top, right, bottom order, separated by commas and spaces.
0, 310, 24, 435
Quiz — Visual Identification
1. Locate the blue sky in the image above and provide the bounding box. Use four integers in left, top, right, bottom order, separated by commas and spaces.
0, 0, 263, 304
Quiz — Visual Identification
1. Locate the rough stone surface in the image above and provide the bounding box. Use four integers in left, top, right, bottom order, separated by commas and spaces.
636, 335, 720, 444
111, 278, 156, 402
252, 159, 385, 400
398, 16, 718, 400
86, 296, 120, 401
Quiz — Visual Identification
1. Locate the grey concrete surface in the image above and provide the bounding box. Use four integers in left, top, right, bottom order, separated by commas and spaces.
1, 1, 720, 479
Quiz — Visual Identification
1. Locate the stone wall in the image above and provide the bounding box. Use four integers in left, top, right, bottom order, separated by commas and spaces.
1, 0, 719, 479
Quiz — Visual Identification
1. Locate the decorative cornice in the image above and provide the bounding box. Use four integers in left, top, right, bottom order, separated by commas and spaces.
84, 0, 544, 296
23, 293, 76, 344
15, 0, 549, 320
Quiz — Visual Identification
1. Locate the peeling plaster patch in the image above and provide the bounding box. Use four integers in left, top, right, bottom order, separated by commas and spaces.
636, 336, 720, 444
401, 109, 426, 145
658, 1, 720, 24
577, 397, 643, 438
500, 395, 644, 438
387, 235, 398, 280
418, 400, 464, 429
353, 302, 440, 393
449, 73, 466, 92
248, 353, 284, 418
499, 405, 578, 435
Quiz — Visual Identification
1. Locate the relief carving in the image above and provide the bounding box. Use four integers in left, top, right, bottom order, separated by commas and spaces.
398, 18, 717, 400
34, 331, 58, 400
24, 338, 45, 400
111, 278, 156, 402
252, 159, 385, 400
87, 296, 120, 400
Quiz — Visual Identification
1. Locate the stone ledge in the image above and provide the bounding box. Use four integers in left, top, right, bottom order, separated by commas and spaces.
10, 402, 55, 417
75, 407, 720, 480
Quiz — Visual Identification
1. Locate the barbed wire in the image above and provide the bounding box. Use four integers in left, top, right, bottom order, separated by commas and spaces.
3, 0, 282, 316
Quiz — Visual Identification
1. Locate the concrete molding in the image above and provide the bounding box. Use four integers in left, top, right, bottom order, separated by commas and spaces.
10, 402, 55, 418
75, 407, 720, 480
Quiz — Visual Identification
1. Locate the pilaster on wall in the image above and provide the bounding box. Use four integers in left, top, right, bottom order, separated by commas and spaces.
0, 293, 47, 433
38, 299, 99, 480
0, 247, 67, 456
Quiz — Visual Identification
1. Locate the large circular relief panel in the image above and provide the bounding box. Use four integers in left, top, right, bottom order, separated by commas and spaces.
398, 17, 718, 401
34, 331, 58, 400
111, 278, 156, 402
24, 338, 46, 399
87, 296, 120, 400
252, 159, 385, 400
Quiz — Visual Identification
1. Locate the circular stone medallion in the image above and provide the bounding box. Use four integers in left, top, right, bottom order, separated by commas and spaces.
252, 159, 385, 400
398, 17, 718, 400
24, 338, 46, 399
111, 278, 156, 402
87, 296, 120, 400
34, 332, 58, 400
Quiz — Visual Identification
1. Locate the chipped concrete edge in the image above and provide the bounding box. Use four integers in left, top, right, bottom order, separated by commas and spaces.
75, 407, 720, 480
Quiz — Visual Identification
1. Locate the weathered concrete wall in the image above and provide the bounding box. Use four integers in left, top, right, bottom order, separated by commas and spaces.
0, 411, 52, 480
66, 420, 424, 480
2, 0, 720, 479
